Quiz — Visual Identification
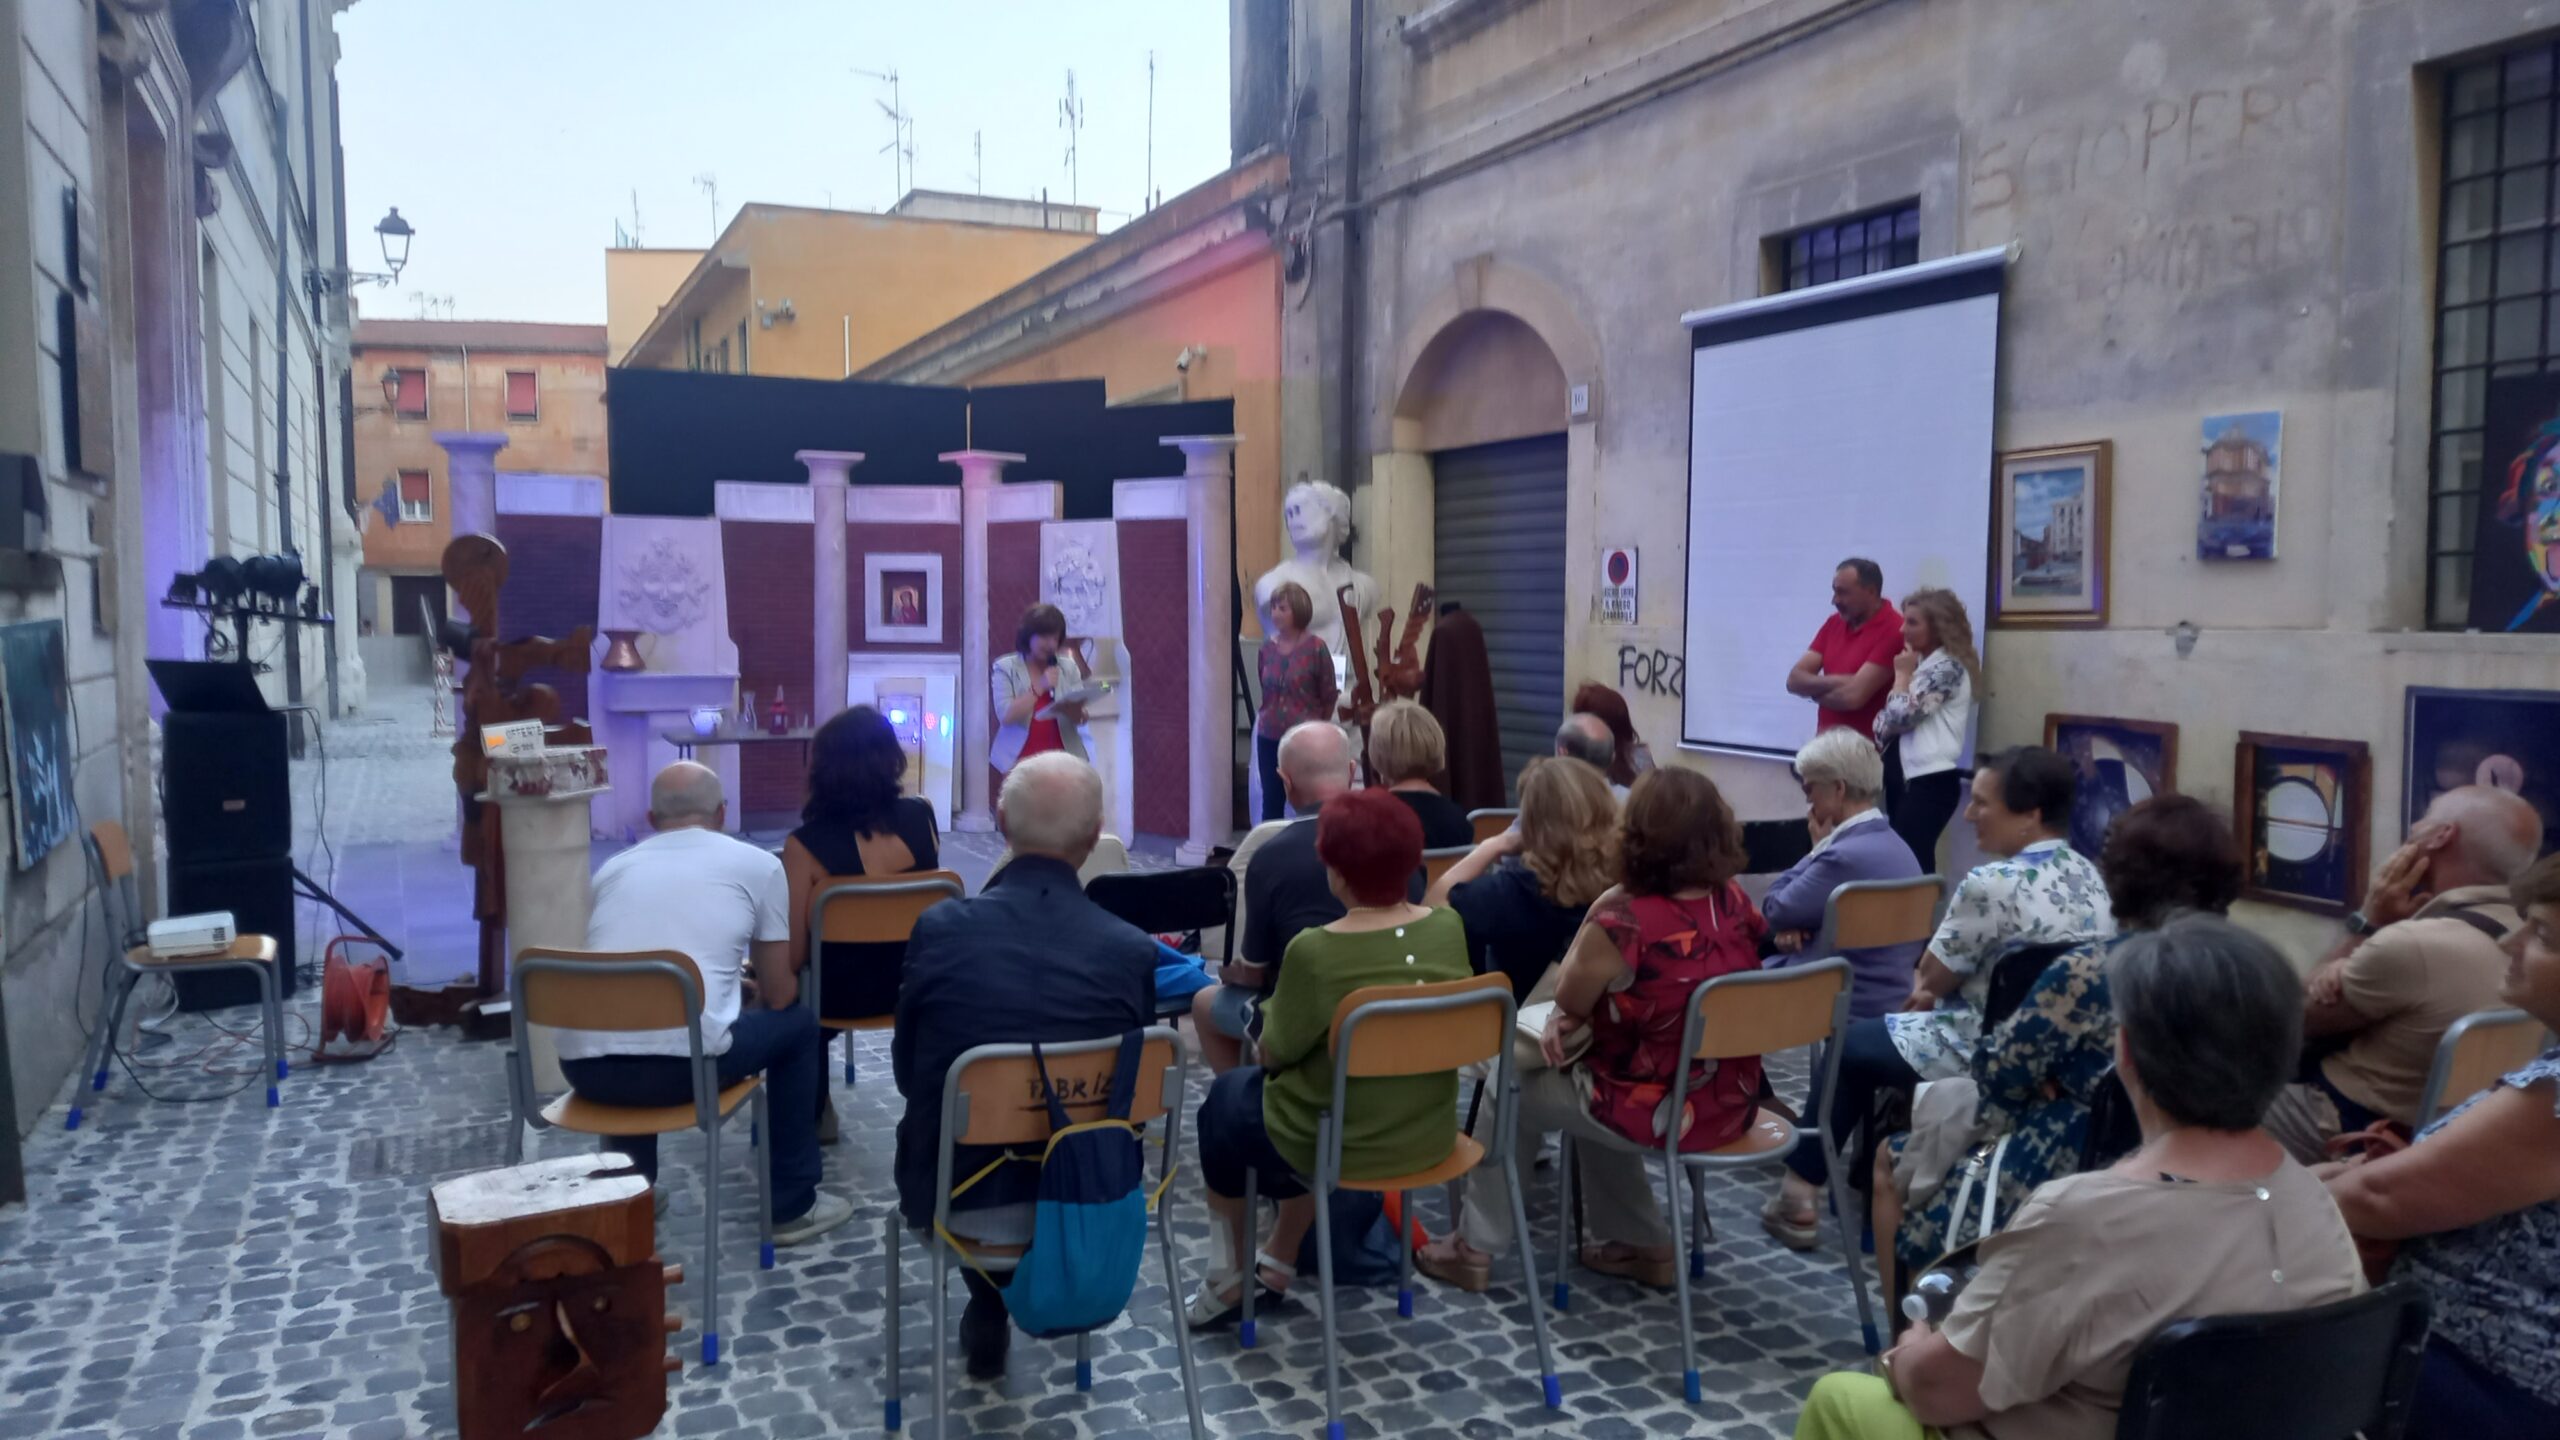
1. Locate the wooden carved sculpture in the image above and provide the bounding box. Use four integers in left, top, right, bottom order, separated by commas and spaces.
1375, 582, 1436, 704
444, 535, 596, 999
1334, 582, 1378, 731
434, 1157, 679, 1440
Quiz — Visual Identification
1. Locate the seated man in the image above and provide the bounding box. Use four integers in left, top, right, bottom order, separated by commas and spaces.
2264, 783, 2540, 1164
893, 751, 1156, 1380
1554, 712, 1630, 803
559, 762, 851, 1244
1189, 721, 1354, 1074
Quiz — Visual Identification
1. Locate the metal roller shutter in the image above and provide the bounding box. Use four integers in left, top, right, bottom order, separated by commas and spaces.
1432, 435, 1568, 801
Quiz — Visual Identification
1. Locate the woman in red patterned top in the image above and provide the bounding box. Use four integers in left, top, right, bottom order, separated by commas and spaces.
1418, 766, 1766, 1292
1253, 582, 1338, 821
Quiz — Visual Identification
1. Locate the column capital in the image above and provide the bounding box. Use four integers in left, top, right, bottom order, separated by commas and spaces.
432, 431, 510, 461
795, 450, 866, 485
1160, 434, 1240, 473
938, 450, 1028, 490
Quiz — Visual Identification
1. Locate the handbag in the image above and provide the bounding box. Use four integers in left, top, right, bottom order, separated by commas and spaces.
1940, 1132, 2014, 1251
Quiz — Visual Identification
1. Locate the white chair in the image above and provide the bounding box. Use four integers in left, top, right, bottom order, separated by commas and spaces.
1078, 833, 1131, 886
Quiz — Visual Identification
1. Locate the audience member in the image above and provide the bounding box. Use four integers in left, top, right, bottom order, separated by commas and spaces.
1571, 681, 1656, 787
1369, 699, 1473, 847
1554, 713, 1629, 801
1187, 790, 1470, 1326
1795, 915, 2363, 1440
990, 602, 1092, 775
891, 752, 1155, 1379
2325, 853, 2560, 1439
1254, 582, 1338, 822
1786, 557, 1906, 740
1872, 586, 1979, 865
1190, 721, 1355, 1074
562, 763, 850, 1243
782, 706, 940, 1023
1415, 768, 1766, 1293
1869, 796, 2242, 1297
2265, 784, 2541, 1165
1762, 728, 1925, 1018
1778, 747, 2113, 1205
1429, 755, 1616, 1001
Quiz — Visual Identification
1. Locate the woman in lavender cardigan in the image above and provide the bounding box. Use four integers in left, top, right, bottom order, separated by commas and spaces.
1759, 727, 1924, 1245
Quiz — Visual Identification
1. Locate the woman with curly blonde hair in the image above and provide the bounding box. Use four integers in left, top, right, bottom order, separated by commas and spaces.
1875, 586, 1981, 864
1427, 756, 1617, 999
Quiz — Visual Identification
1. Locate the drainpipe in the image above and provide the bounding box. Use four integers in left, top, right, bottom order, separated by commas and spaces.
1336, 0, 1367, 496
269, 89, 303, 726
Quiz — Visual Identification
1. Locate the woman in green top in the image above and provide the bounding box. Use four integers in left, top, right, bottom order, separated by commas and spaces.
1185, 788, 1474, 1329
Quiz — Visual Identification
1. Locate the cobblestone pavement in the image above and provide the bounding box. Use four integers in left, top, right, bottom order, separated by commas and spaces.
0, 688, 1878, 1439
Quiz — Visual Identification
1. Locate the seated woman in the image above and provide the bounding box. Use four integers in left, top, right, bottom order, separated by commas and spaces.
1571, 681, 1656, 789
1186, 789, 1472, 1327
1369, 699, 1474, 848
1415, 768, 1767, 1293
1795, 915, 2365, 1440
782, 705, 940, 1023
1871, 587, 1979, 867
2324, 853, 2560, 1439
1429, 755, 1616, 1001
1870, 795, 2242, 1297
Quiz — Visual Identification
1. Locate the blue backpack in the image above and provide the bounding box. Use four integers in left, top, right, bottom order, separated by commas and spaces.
943, 1032, 1155, 1339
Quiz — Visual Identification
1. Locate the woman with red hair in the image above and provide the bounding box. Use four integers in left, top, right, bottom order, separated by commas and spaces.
1185, 789, 1473, 1328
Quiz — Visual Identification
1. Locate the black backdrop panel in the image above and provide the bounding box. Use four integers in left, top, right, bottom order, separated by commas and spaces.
606, 368, 969, 516
971, 382, 1235, 520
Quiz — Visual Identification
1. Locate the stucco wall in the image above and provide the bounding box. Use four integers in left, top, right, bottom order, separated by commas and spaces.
352, 344, 608, 572
603, 248, 703, 365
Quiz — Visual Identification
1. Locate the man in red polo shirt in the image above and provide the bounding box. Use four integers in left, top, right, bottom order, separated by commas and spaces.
1786, 557, 1905, 739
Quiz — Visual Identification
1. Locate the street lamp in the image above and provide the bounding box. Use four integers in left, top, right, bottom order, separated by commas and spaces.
374, 207, 413, 282
308, 206, 418, 296
379, 367, 401, 408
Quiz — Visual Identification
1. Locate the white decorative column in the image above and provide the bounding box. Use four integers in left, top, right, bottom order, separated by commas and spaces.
1165, 435, 1239, 864
942, 449, 1026, 833
434, 431, 510, 539
482, 747, 610, 1094
797, 450, 864, 720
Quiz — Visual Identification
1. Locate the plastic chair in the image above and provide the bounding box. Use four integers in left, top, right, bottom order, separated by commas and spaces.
1553, 957, 1880, 1396
1238, 972, 1562, 1439
503, 946, 775, 1365
69, 821, 288, 1129
1810, 874, 1943, 959
1466, 808, 1518, 843
804, 871, 965, 1085
1077, 833, 1131, 886
2415, 1007, 2550, 1131
2113, 1280, 2430, 1439
884, 1026, 1205, 1438
1419, 844, 1473, 891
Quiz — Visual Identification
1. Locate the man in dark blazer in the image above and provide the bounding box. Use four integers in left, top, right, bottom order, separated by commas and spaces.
892, 751, 1154, 1380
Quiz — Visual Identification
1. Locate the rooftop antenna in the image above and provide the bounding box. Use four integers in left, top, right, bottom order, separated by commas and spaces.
692, 172, 718, 240
972, 130, 983, 195
630, 187, 643, 245
853, 66, 908, 203
1059, 69, 1085, 205
1145, 51, 1155, 211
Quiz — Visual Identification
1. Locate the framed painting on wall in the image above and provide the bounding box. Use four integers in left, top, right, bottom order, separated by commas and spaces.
2045, 713, 2179, 860
863, 552, 943, 645
2469, 372, 2560, 633
2232, 732, 2370, 915
1991, 442, 2109, 627
2404, 687, 2560, 858
2198, 410, 2281, 561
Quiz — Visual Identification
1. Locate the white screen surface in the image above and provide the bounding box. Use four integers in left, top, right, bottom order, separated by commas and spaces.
1681, 254, 2003, 757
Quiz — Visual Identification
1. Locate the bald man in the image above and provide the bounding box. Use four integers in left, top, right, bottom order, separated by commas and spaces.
1192, 721, 1357, 1074
2266, 783, 2545, 1163
561, 762, 852, 1242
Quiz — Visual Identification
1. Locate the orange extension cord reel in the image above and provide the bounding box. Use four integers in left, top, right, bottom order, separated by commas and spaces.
316, 935, 393, 1063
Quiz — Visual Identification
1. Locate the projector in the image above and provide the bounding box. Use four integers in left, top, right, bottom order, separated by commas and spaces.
147, 912, 237, 959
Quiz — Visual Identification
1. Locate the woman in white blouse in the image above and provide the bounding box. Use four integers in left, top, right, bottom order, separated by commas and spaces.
1873, 587, 1979, 866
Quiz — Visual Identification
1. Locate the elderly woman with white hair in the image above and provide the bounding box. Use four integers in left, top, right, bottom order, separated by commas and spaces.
1759, 728, 1924, 1246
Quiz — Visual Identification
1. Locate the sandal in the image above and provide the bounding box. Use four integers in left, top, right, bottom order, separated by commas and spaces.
1580, 1241, 1678, 1289
1760, 1193, 1821, 1252
1413, 1235, 1492, 1293
1183, 1251, 1296, 1330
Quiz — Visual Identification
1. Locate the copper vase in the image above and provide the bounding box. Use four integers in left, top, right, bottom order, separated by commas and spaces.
600, 628, 646, 672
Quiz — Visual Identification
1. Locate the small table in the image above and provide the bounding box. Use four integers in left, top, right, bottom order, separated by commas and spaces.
661, 726, 820, 763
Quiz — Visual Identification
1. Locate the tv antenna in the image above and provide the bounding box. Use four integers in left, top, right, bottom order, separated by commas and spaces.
1059, 69, 1085, 205
629, 187, 644, 245
692, 173, 719, 239
854, 66, 911, 202
972, 130, 983, 195
1145, 51, 1155, 211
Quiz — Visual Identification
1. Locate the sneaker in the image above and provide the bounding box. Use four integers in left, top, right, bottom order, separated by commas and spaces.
772, 1191, 856, 1246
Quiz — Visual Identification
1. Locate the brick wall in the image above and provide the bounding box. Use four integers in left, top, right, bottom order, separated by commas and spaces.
1119, 520, 1190, 839
850, 522, 962, 652
491, 513, 602, 724
722, 520, 816, 818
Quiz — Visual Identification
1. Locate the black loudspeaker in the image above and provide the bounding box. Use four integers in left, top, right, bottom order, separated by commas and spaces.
167, 854, 297, 1011
163, 711, 291, 861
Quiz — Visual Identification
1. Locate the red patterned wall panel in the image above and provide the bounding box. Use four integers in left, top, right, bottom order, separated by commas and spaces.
721, 520, 815, 818
1118, 520, 1190, 839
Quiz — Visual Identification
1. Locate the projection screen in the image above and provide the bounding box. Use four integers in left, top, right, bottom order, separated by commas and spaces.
1680, 247, 2007, 758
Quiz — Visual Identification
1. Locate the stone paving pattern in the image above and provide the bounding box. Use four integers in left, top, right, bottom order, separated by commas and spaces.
0, 688, 1875, 1438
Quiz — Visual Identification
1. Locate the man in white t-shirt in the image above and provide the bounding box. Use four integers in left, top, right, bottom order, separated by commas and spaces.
558, 761, 851, 1243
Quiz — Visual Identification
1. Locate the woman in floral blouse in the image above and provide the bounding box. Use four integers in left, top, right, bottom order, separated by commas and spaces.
1254, 582, 1338, 820
1873, 794, 2242, 1299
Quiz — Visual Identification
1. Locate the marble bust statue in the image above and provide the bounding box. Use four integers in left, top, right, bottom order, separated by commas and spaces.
1252, 480, 1380, 660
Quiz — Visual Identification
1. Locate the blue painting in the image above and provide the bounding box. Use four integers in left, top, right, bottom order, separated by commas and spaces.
0, 619, 75, 870
2046, 713, 2179, 861
2199, 410, 2281, 561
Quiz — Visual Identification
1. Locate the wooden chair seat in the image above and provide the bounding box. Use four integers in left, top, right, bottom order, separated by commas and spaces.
1337, 1132, 1485, 1194
820, 1014, 897, 1034
541, 1077, 762, 1137
124, 935, 279, 969
1686, 1108, 1798, 1162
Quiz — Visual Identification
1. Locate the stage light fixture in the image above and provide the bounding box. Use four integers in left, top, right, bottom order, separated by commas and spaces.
241, 551, 305, 607
198, 555, 246, 605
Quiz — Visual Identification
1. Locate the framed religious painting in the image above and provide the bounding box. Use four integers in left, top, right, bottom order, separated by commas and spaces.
863, 552, 942, 645
1990, 441, 2109, 627
2232, 732, 2370, 915
2404, 687, 2560, 857
2044, 713, 2178, 860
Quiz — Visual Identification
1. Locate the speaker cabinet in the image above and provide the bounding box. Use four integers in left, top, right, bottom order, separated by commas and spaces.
166, 854, 296, 1011
162, 711, 290, 861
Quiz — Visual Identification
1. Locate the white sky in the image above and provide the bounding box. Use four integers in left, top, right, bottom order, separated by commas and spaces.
334, 1, 1232, 325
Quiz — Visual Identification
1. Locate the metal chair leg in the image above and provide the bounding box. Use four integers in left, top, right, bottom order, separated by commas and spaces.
1669, 1156, 1699, 1403
69, 965, 132, 1130
701, 1121, 723, 1365
1396, 1189, 1415, 1318
928, 1237, 948, 1438
1160, 1186, 1207, 1439
753, 1089, 776, 1270
1312, 1151, 1344, 1440
1239, 1166, 1260, 1349
1689, 1166, 1711, 1280
1552, 1135, 1575, 1311
1502, 1149, 1563, 1410
845, 1031, 859, 1087
255, 960, 282, 1108
1822, 1139, 1882, 1355
1074, 1330, 1093, 1391
884, 1211, 905, 1431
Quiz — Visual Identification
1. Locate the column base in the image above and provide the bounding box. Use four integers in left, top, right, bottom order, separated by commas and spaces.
1175, 839, 1219, 866
953, 810, 996, 835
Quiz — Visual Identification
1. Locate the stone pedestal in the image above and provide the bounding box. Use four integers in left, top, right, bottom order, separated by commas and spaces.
435, 432, 510, 541
797, 450, 864, 730
594, 671, 739, 840
1166, 436, 1240, 864
942, 449, 1026, 834
481, 749, 609, 1095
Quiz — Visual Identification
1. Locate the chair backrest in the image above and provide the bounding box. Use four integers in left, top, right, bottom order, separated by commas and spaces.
813, 871, 966, 944
1085, 865, 1237, 939
1329, 971, 1513, 1078
943, 1027, 1183, 1147
1818, 873, 1942, 954
2416, 1007, 2548, 1130
1689, 958, 1851, 1060
84, 821, 142, 949
1466, 808, 1518, 844
2114, 1281, 2430, 1440
89, 820, 134, 883
1078, 834, 1131, 886
1419, 845, 1472, 890
1979, 939, 2084, 1033
512, 947, 706, 1032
